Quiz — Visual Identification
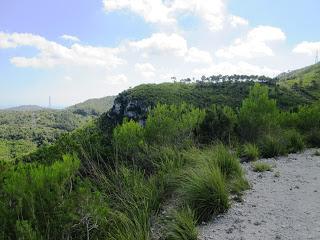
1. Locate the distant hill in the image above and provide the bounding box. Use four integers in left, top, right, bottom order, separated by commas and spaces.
68, 96, 116, 116
0, 95, 115, 160
3, 105, 47, 112
277, 62, 320, 100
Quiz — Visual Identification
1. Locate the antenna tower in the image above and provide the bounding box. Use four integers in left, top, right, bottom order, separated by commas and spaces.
49, 96, 52, 108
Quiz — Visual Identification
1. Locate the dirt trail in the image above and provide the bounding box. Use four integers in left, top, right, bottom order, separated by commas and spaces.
199, 149, 320, 240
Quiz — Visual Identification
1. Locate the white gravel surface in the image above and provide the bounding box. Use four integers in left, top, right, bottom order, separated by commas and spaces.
199, 149, 320, 240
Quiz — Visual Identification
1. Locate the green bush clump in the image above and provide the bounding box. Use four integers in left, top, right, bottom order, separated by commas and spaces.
283, 129, 305, 153
242, 143, 260, 162
144, 103, 205, 147
164, 207, 198, 240
0, 155, 110, 239
198, 104, 237, 144
113, 119, 145, 161
179, 165, 229, 222
252, 162, 272, 172
238, 84, 279, 142
258, 135, 287, 158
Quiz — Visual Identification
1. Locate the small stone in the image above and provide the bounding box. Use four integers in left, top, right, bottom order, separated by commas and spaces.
226, 228, 234, 234
290, 187, 293, 191
314, 190, 318, 192
254, 221, 261, 226
275, 235, 281, 239
294, 185, 300, 189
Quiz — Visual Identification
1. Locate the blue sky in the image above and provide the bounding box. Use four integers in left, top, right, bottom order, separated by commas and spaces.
1, 0, 320, 107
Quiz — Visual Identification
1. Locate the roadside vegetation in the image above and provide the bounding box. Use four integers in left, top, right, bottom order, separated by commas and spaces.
1, 77, 320, 239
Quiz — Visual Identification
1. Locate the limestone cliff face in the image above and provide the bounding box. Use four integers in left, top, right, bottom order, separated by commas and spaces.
99, 90, 151, 137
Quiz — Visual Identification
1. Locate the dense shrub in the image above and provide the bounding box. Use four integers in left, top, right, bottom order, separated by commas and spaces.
164, 207, 198, 240
258, 135, 287, 158
179, 165, 229, 222
283, 129, 305, 153
144, 103, 205, 147
238, 84, 279, 142
113, 119, 144, 162
0, 155, 110, 239
242, 143, 260, 162
198, 105, 237, 144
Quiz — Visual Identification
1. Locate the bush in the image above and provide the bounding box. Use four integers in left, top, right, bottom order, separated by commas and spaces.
164, 207, 198, 240
211, 144, 243, 179
113, 119, 145, 161
258, 135, 287, 158
283, 129, 305, 153
179, 165, 229, 222
144, 103, 205, 147
238, 84, 279, 142
0, 155, 110, 239
306, 129, 320, 147
242, 143, 259, 162
252, 162, 272, 172
198, 105, 237, 144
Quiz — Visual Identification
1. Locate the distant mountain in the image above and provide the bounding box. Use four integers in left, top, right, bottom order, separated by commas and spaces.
68, 96, 116, 116
3, 105, 48, 112
277, 62, 320, 86
277, 62, 320, 101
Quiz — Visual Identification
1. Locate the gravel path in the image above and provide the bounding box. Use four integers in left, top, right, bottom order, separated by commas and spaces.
199, 149, 320, 240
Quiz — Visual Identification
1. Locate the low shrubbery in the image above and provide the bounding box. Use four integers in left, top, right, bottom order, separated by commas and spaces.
252, 162, 273, 172
179, 165, 229, 222
258, 135, 287, 158
164, 207, 198, 240
242, 143, 259, 162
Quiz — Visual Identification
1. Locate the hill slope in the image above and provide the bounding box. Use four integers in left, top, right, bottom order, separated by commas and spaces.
68, 96, 116, 116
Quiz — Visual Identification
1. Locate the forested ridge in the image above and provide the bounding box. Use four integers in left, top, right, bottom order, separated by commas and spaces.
0, 63, 320, 239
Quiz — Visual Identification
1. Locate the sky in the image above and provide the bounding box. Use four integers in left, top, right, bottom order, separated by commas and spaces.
1, 0, 320, 108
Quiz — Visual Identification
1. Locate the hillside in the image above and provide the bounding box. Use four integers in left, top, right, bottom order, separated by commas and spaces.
3, 105, 47, 111
68, 96, 116, 116
0, 96, 115, 161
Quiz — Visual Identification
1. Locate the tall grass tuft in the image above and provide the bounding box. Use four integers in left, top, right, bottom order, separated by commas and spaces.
178, 165, 229, 222
242, 143, 259, 162
164, 206, 198, 240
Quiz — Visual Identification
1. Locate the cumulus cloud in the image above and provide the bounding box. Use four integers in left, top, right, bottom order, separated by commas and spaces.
135, 63, 156, 78
103, 0, 248, 31
0, 32, 124, 69
193, 61, 281, 77
216, 26, 286, 59
108, 74, 128, 85
229, 15, 249, 27
129, 33, 212, 64
293, 41, 320, 56
61, 34, 80, 42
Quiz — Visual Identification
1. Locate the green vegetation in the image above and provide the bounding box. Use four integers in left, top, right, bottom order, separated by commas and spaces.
252, 162, 273, 172
242, 143, 260, 162
0, 96, 115, 161
1, 64, 320, 238
164, 207, 198, 240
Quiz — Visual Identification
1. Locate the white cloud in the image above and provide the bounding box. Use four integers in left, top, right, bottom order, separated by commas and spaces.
186, 47, 213, 64
0, 32, 124, 69
293, 41, 320, 56
193, 61, 281, 77
229, 15, 249, 27
61, 34, 80, 42
216, 26, 286, 59
129, 33, 212, 64
108, 74, 128, 85
103, 0, 248, 31
135, 63, 156, 78
129, 33, 188, 57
